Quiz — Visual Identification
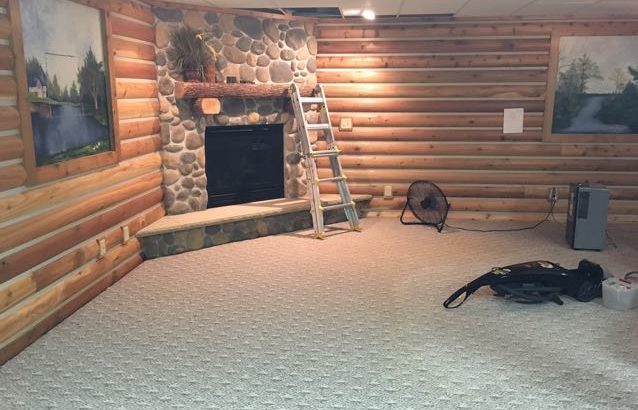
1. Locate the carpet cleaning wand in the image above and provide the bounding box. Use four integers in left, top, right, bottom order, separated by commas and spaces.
444, 260, 605, 308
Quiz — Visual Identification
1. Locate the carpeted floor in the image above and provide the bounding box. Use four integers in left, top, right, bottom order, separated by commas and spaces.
1, 218, 638, 409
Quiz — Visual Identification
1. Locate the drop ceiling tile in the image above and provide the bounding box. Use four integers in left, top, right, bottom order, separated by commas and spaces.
578, 0, 638, 16
399, 0, 468, 15
207, 0, 278, 7
515, 0, 595, 16
276, 0, 400, 16
455, 0, 534, 17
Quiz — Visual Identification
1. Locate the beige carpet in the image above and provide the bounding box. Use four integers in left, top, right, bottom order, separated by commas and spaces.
1, 218, 637, 409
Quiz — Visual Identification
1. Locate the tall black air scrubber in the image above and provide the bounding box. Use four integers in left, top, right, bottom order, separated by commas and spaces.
566, 183, 609, 250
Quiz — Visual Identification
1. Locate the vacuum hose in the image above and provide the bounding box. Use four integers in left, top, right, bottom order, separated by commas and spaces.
443, 286, 474, 309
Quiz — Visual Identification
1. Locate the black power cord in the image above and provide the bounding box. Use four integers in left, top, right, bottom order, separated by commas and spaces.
443, 198, 557, 233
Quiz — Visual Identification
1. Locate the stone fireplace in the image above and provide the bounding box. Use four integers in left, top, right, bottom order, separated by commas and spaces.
154, 7, 317, 215
204, 123, 284, 207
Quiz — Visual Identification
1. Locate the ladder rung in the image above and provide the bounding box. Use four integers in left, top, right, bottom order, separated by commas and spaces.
309, 149, 340, 157
299, 97, 324, 104
305, 123, 331, 131
317, 176, 345, 183
321, 202, 355, 212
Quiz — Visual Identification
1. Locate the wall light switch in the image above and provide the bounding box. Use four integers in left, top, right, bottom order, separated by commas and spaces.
384, 185, 393, 199
97, 238, 106, 259
121, 225, 130, 244
339, 117, 353, 132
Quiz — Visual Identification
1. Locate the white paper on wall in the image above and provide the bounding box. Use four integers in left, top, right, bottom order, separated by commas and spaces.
503, 108, 524, 134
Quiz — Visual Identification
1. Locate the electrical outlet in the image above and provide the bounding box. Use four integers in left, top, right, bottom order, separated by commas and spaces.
97, 238, 106, 259
121, 225, 130, 244
339, 117, 353, 132
383, 185, 393, 199
548, 187, 559, 203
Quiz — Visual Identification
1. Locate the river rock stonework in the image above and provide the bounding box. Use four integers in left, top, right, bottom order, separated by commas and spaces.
154, 8, 317, 215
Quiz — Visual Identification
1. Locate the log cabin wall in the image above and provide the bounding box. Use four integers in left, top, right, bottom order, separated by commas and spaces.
317, 18, 638, 221
0, 0, 164, 364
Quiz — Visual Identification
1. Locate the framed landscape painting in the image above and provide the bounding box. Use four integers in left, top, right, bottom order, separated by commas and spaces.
546, 35, 638, 139
20, 0, 113, 166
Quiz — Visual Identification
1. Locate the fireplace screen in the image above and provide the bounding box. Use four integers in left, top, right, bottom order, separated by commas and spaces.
204, 124, 284, 207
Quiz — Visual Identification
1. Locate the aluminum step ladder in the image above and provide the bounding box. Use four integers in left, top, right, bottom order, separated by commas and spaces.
289, 83, 361, 239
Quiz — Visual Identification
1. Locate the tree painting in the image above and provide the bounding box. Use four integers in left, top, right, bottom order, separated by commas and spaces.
20, 0, 111, 166
551, 36, 638, 134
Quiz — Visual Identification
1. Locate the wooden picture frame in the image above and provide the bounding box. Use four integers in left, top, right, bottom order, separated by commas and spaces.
543, 32, 638, 143
10, 0, 120, 185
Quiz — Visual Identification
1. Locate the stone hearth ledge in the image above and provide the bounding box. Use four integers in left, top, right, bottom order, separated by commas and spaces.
139, 194, 371, 237
138, 194, 371, 259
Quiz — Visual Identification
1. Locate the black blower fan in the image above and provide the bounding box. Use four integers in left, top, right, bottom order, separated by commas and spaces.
400, 180, 450, 232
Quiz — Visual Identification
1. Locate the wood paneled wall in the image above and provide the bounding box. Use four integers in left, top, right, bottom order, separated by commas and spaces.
0, 0, 163, 364
316, 19, 638, 221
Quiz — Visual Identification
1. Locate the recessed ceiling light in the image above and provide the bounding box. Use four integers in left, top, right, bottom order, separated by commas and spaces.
361, 9, 376, 20
342, 9, 361, 16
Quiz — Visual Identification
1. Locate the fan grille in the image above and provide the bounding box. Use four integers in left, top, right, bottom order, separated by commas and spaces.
400, 181, 450, 231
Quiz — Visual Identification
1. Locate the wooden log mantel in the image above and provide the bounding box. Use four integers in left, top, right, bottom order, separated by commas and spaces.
174, 82, 314, 99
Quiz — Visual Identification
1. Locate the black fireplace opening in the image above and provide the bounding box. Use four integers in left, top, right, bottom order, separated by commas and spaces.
204, 124, 284, 208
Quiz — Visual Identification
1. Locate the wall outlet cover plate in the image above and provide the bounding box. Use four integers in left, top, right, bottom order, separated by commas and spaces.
339, 117, 353, 132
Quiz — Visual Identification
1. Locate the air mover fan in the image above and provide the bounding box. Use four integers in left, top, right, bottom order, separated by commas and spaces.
400, 180, 450, 232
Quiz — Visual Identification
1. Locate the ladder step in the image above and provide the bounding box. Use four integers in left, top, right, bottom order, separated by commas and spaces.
321, 202, 355, 212
305, 123, 332, 131
299, 97, 324, 104
317, 176, 345, 183
309, 149, 340, 157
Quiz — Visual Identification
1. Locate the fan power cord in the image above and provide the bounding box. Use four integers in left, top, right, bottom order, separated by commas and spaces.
444, 197, 557, 233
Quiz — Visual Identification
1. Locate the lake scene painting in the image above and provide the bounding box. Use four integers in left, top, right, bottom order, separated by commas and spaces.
21, 0, 112, 166
552, 36, 638, 134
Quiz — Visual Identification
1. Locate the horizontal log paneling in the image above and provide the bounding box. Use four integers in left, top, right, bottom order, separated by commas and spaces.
0, 239, 141, 344
0, 14, 10, 38
332, 128, 544, 142
0, 204, 164, 313
367, 196, 637, 214
0, 0, 162, 364
0, 135, 22, 160
111, 15, 154, 43
0, 106, 19, 130
318, 18, 638, 218
0, 187, 163, 284
0, 163, 26, 190
0, 45, 13, 70
0, 253, 143, 365
0, 153, 161, 223
333, 156, 638, 172
322, 84, 547, 98
117, 98, 160, 119
318, 38, 550, 54
317, 21, 638, 38
113, 58, 156, 79
119, 117, 161, 139
34, 151, 119, 184
318, 69, 547, 84
327, 98, 545, 113
373, 208, 638, 222
120, 134, 161, 160
317, 54, 550, 69
109, 0, 153, 25
115, 79, 157, 99
0, 171, 161, 253
332, 141, 638, 157
0, 76, 16, 96
329, 112, 544, 128
319, 168, 638, 186
324, 183, 638, 201
112, 37, 156, 61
